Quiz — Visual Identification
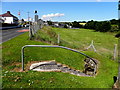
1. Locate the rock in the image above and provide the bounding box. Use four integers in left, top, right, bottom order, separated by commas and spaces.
113, 79, 120, 89
30, 60, 57, 70
46, 60, 57, 65
86, 71, 94, 76
57, 63, 62, 67
84, 58, 98, 75
84, 58, 90, 63
29, 60, 92, 77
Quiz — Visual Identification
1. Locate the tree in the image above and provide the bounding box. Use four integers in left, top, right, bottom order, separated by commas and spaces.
110, 19, 118, 25
47, 21, 53, 25
101, 21, 111, 32
94, 21, 111, 32
64, 24, 68, 28
95, 22, 102, 31
72, 21, 82, 28
84, 20, 97, 29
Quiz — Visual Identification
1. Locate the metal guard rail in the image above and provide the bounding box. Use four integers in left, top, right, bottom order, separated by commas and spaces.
21, 45, 96, 71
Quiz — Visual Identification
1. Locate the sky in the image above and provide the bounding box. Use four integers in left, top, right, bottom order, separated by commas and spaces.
1, 2, 119, 22
1, 0, 118, 2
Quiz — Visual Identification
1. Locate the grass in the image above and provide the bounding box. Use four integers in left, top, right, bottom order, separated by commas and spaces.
34, 26, 58, 45
2, 27, 118, 88
34, 26, 118, 59
52, 27, 118, 59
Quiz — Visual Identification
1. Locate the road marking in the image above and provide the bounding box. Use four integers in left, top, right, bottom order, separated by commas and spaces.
17, 29, 29, 32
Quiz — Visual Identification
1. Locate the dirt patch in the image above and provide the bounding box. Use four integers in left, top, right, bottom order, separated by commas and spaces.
11, 60, 56, 72
98, 48, 111, 53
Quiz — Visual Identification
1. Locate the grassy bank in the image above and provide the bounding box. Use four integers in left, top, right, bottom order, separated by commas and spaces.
2, 27, 118, 88
52, 27, 118, 59
34, 26, 118, 59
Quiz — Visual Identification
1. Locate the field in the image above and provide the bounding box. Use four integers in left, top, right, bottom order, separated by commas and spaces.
2, 26, 118, 88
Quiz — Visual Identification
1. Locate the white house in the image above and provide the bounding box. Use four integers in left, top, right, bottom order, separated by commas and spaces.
0, 11, 18, 24
0, 18, 4, 23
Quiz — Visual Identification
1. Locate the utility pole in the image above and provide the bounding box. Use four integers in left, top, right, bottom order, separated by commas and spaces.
18, 10, 21, 20
27, 12, 31, 39
27, 12, 30, 22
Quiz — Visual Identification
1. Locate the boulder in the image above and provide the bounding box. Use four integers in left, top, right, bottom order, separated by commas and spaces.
84, 58, 98, 75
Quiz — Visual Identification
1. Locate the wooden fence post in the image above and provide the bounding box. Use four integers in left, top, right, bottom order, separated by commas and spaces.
29, 22, 32, 40
113, 44, 117, 60
58, 34, 60, 45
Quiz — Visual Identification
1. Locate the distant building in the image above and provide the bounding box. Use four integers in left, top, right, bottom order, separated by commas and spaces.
54, 23, 59, 27
0, 11, 18, 24
44, 21, 48, 26
37, 19, 44, 28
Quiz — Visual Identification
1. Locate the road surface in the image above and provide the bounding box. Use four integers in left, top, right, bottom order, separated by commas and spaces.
0, 28, 29, 44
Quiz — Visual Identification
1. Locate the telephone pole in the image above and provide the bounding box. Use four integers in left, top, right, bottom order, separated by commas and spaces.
18, 10, 21, 20
27, 11, 31, 39
27, 11, 30, 22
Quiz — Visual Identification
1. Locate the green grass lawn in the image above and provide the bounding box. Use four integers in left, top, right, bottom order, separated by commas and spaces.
52, 27, 118, 59
2, 27, 118, 88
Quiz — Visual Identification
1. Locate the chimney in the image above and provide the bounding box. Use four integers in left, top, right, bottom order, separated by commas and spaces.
7, 11, 10, 14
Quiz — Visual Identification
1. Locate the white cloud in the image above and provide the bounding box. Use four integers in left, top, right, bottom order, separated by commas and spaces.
96, 0, 101, 2
24, 17, 33, 21
41, 13, 64, 21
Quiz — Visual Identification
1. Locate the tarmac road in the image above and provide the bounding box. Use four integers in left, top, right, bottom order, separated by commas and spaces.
0, 27, 29, 44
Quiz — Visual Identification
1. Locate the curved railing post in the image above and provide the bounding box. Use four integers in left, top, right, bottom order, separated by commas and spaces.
21, 46, 26, 71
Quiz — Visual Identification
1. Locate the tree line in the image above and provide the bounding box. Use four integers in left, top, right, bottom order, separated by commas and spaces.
47, 19, 119, 33
84, 20, 112, 32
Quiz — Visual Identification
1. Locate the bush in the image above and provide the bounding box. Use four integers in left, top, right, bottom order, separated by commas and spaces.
72, 21, 82, 28
64, 24, 68, 28
110, 25, 119, 32
99, 21, 111, 32
95, 22, 103, 31
84, 20, 97, 30
115, 31, 120, 38
34, 26, 58, 44
84, 21, 111, 32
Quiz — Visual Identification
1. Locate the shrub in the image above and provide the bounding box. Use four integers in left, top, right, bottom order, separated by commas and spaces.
84, 21, 111, 32
110, 25, 119, 32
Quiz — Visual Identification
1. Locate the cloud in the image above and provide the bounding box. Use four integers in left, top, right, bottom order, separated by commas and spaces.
24, 17, 33, 21
41, 13, 64, 20
96, 0, 101, 2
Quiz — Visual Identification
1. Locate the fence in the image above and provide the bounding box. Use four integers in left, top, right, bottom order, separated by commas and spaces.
29, 19, 44, 39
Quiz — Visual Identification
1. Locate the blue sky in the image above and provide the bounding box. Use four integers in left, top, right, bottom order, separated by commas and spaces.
2, 0, 118, 2
2, 2, 118, 22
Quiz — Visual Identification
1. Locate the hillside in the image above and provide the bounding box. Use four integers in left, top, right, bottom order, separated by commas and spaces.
2, 26, 118, 88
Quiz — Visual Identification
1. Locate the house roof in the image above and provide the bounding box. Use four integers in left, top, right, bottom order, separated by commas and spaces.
0, 11, 18, 19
